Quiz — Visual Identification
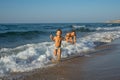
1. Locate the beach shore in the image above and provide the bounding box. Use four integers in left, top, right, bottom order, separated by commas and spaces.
2, 39, 120, 80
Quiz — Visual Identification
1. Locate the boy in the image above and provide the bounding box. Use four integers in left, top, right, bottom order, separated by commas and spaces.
65, 32, 71, 42
65, 30, 76, 44
70, 30, 76, 44
50, 29, 64, 62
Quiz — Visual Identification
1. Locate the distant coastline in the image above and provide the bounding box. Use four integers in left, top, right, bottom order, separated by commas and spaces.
106, 20, 120, 23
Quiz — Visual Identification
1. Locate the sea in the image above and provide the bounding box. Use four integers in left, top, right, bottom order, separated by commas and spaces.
0, 23, 120, 77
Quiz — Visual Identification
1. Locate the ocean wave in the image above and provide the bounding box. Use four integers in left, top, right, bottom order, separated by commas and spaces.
96, 26, 120, 31
0, 30, 120, 76
72, 25, 96, 32
0, 40, 95, 76
72, 25, 120, 32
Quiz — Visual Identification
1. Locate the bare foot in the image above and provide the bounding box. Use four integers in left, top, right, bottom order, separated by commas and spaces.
51, 58, 61, 63
51, 58, 57, 63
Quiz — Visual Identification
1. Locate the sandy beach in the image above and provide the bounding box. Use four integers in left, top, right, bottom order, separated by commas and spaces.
2, 39, 120, 80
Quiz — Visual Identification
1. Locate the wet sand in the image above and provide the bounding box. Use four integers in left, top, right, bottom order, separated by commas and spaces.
2, 39, 120, 80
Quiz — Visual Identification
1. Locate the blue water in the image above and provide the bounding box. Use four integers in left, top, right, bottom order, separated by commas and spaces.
0, 23, 120, 76
0, 23, 120, 48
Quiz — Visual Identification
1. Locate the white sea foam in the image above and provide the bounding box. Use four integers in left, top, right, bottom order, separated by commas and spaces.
72, 25, 86, 29
73, 25, 120, 31
96, 26, 120, 31
0, 39, 95, 76
0, 30, 120, 77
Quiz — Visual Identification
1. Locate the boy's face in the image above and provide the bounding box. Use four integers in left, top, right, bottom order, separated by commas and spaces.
56, 31, 62, 36
71, 32, 75, 36
66, 33, 70, 36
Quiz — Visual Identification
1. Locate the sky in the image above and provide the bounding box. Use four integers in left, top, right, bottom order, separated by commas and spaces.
0, 0, 120, 23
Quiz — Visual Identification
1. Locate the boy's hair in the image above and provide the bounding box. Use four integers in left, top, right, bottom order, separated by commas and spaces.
56, 29, 62, 33
71, 30, 76, 36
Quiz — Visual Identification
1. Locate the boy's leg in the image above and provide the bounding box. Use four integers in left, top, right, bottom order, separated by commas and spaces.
57, 48, 61, 61
54, 49, 57, 56
51, 49, 57, 63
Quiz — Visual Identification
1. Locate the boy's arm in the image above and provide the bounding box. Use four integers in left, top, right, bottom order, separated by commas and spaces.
50, 34, 55, 41
73, 36, 76, 44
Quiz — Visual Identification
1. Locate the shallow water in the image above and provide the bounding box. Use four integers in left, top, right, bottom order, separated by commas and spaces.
2, 39, 120, 80
80, 39, 120, 80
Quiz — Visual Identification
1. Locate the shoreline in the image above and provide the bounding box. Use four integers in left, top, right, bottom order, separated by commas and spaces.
2, 39, 120, 80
